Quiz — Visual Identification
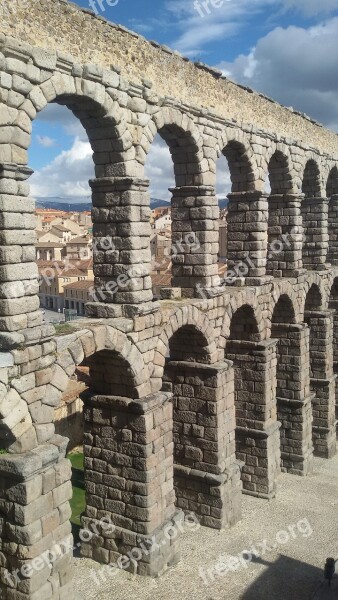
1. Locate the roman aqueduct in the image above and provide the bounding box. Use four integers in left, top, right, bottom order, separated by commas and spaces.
1, 1, 338, 597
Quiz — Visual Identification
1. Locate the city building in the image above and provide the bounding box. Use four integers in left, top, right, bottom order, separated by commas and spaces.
65, 235, 92, 260
63, 280, 95, 315
38, 260, 94, 312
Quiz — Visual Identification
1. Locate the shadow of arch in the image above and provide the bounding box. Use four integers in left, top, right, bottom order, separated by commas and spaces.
271, 293, 297, 325
220, 298, 265, 351
304, 283, 323, 312
268, 284, 300, 329
152, 306, 217, 387
229, 304, 260, 341
51, 325, 151, 402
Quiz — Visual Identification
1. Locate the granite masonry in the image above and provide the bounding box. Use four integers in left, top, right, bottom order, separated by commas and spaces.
0, 1, 338, 598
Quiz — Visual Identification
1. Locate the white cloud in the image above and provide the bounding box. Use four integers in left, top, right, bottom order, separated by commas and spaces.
30, 133, 175, 201
36, 135, 56, 148
144, 135, 232, 200
30, 138, 94, 198
216, 155, 231, 198
282, 0, 338, 17
165, 0, 338, 56
35, 103, 88, 140
217, 17, 338, 130
145, 135, 175, 200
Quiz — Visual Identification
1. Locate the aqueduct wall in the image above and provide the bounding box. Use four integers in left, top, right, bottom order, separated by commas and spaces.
0, 1, 338, 598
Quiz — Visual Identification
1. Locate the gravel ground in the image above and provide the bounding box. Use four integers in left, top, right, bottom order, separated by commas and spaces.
72, 450, 338, 600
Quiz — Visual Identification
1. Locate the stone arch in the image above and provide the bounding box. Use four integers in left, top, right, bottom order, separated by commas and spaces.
2, 325, 151, 451
267, 279, 303, 328
266, 148, 294, 194
139, 107, 204, 185
304, 283, 323, 312
302, 279, 336, 459
220, 296, 265, 350
326, 166, 338, 265
301, 275, 326, 316
326, 165, 338, 198
269, 289, 312, 475
264, 146, 300, 277
329, 276, 338, 306
272, 293, 296, 324
51, 325, 151, 403
23, 72, 131, 176
222, 298, 279, 496
301, 157, 322, 198
159, 307, 237, 523
152, 306, 217, 383
328, 276, 338, 444
229, 305, 260, 341
300, 156, 328, 269
215, 128, 257, 192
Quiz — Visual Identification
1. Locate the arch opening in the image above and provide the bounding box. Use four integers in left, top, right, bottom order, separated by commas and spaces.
267, 151, 293, 195
301, 160, 328, 269
229, 305, 260, 341
271, 295, 297, 407
304, 284, 336, 458
145, 133, 173, 295
329, 278, 338, 437
146, 122, 218, 292
271, 294, 313, 473
266, 152, 302, 277
217, 141, 256, 274
28, 86, 135, 320
30, 102, 96, 320
304, 284, 322, 313
302, 159, 321, 199
327, 167, 338, 265
326, 166, 338, 199
56, 346, 140, 552
162, 323, 223, 524
168, 324, 213, 363
221, 140, 255, 194
156, 123, 202, 185
223, 305, 276, 494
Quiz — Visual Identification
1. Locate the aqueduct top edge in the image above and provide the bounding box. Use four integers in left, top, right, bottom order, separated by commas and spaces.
1, 0, 338, 159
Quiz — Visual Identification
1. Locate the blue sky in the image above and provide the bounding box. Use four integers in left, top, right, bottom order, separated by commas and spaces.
29, 0, 338, 200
